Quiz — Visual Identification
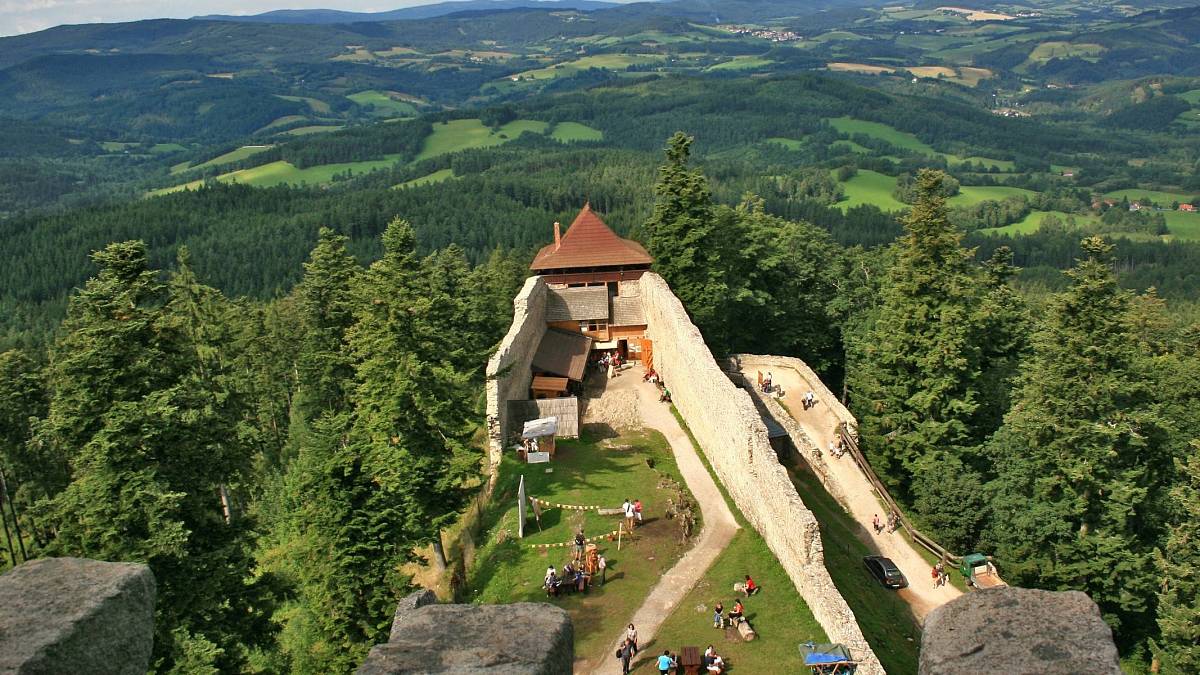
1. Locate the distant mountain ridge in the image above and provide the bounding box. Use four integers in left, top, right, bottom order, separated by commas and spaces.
193, 0, 625, 24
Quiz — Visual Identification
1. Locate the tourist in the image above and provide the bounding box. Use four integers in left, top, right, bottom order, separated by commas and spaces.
804, 390, 816, 410
634, 498, 643, 525
888, 511, 900, 533
656, 650, 676, 675
704, 645, 716, 666
624, 498, 637, 531
707, 652, 725, 674
626, 623, 639, 654
728, 599, 745, 625
598, 553, 607, 585
544, 566, 558, 597
712, 601, 724, 628
742, 574, 757, 596
574, 528, 586, 561
931, 564, 940, 589
872, 513, 882, 534
660, 386, 671, 403
618, 638, 633, 675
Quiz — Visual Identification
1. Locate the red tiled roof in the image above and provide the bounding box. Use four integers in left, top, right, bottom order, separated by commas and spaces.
530, 204, 653, 271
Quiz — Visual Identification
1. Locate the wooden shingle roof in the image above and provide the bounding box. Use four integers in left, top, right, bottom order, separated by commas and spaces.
532, 328, 593, 381
530, 204, 653, 271
545, 287, 609, 322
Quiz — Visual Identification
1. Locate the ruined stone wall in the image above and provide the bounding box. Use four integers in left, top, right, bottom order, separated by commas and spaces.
731, 354, 858, 433
639, 273, 881, 674
485, 276, 547, 468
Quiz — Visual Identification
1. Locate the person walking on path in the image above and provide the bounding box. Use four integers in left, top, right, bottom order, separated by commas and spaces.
598, 553, 607, 585
872, 513, 882, 534
625, 624, 638, 655
634, 499, 643, 525
574, 528, 586, 561
623, 498, 636, 532
618, 639, 633, 675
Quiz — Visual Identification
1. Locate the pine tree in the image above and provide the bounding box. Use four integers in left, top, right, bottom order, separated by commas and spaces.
848, 169, 985, 487
973, 246, 1030, 441
985, 236, 1171, 642
642, 132, 735, 350
0, 350, 48, 502
1155, 443, 1200, 674
293, 228, 360, 423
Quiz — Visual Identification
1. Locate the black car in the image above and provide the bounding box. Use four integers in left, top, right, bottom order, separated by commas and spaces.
863, 555, 908, 589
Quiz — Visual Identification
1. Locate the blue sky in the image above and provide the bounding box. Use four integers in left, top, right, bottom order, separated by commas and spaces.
0, 0, 449, 36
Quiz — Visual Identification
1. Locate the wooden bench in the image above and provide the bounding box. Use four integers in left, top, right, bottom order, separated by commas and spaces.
680, 646, 702, 675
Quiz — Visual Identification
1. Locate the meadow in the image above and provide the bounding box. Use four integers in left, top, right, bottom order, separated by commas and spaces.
347, 90, 418, 117
172, 145, 274, 174
550, 122, 604, 143
394, 168, 456, 189
414, 118, 549, 161
833, 169, 1032, 212
149, 154, 405, 196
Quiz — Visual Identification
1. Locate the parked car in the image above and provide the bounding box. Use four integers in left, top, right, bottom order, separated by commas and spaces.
863, 555, 908, 588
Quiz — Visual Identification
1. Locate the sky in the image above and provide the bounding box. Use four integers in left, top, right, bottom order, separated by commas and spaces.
0, 0, 437, 36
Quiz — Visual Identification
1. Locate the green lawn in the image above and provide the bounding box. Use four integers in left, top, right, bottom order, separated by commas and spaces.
978, 210, 1094, 236
394, 168, 456, 189
789, 470, 920, 675
511, 53, 664, 80
467, 430, 698, 667
347, 90, 418, 117
638, 413, 828, 675
149, 143, 187, 154
176, 145, 274, 174
414, 118, 549, 161
149, 154, 404, 196
550, 122, 604, 143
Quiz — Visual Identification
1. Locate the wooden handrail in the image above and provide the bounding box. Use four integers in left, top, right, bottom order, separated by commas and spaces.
837, 423, 960, 564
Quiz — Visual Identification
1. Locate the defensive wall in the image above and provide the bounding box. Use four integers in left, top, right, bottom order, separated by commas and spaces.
638, 273, 883, 674
485, 276, 547, 469
729, 354, 857, 515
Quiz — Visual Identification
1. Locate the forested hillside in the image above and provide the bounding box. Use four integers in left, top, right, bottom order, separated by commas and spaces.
2, 0, 1200, 672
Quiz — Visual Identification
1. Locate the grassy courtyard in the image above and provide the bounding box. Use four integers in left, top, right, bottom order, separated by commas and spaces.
466, 429, 699, 666
638, 410, 829, 674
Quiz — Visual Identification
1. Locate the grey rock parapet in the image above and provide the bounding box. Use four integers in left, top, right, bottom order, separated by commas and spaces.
0, 557, 156, 675
359, 601, 572, 674
919, 587, 1120, 675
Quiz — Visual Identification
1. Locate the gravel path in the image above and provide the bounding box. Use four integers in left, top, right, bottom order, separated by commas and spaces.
744, 365, 963, 621
589, 371, 739, 675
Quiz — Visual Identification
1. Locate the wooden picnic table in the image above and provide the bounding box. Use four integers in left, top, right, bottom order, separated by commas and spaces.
681, 646, 702, 675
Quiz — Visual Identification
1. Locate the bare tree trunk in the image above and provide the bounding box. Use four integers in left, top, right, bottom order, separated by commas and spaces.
431, 532, 448, 573
219, 484, 232, 524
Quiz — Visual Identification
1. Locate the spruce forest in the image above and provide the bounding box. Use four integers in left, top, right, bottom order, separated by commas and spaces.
1, 0, 1199, 672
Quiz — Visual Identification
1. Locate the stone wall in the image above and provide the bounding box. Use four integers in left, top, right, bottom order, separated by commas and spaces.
639, 273, 882, 674
730, 354, 858, 433
359, 592, 573, 674
920, 587, 1120, 675
0, 557, 156, 675
485, 276, 548, 468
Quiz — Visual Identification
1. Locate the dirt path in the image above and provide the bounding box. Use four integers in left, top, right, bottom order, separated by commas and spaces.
588, 369, 740, 675
743, 366, 962, 621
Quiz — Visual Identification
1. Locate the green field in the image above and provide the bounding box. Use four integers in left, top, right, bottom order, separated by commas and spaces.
174, 145, 275, 174
831, 140, 871, 154
255, 115, 309, 134
1179, 89, 1200, 105
149, 143, 187, 154
150, 154, 404, 196
705, 55, 774, 71
837, 170, 1034, 212
836, 170, 908, 211
979, 210, 1098, 236
347, 90, 418, 117
959, 155, 1015, 171
512, 53, 664, 80
1024, 41, 1105, 64
414, 118, 549, 161
100, 141, 138, 152
394, 168, 456, 189
275, 94, 332, 114
828, 117, 938, 155
467, 430, 697, 666
1164, 211, 1200, 240
951, 184, 1036, 207
767, 137, 805, 150
280, 125, 345, 136
550, 122, 603, 143
1106, 187, 1198, 206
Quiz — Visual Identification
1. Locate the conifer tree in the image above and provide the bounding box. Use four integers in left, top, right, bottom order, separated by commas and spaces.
849, 169, 984, 487
293, 228, 360, 423
0, 350, 48, 503
643, 132, 734, 350
1155, 443, 1200, 674
985, 237, 1170, 641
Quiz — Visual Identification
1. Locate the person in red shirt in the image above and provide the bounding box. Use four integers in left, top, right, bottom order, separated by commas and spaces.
743, 574, 757, 596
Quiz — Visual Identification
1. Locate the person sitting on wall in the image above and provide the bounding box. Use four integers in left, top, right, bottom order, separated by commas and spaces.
659, 386, 671, 403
